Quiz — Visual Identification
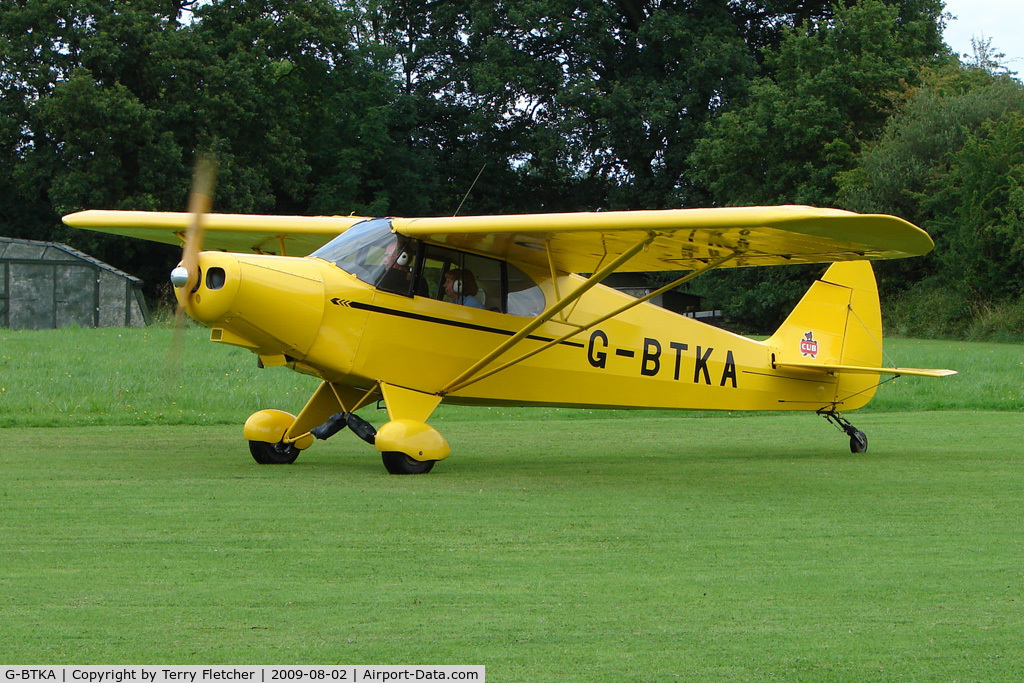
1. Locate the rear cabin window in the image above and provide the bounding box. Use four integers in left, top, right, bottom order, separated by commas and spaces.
419, 245, 544, 316
506, 263, 546, 316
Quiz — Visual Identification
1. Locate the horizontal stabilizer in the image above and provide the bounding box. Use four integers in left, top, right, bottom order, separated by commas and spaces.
775, 362, 957, 378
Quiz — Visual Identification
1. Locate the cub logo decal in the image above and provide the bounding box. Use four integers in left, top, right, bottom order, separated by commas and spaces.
800, 331, 818, 358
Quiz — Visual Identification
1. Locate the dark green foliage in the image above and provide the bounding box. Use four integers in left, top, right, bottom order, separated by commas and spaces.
882, 284, 976, 338
932, 113, 1024, 301
839, 65, 1024, 338
690, 0, 946, 207
686, 0, 948, 329
1, 0, 408, 294
966, 298, 1024, 342
684, 264, 823, 333
2, 0, 1019, 337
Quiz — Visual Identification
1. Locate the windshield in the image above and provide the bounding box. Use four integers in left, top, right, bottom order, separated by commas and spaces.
310, 218, 398, 285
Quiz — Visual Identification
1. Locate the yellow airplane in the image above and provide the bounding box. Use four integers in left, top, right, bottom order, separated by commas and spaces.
63, 203, 955, 473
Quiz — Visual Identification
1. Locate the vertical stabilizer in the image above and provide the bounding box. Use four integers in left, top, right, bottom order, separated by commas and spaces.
765, 261, 883, 410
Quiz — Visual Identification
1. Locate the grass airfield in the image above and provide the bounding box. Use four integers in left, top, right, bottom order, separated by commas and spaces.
2, 327, 1024, 679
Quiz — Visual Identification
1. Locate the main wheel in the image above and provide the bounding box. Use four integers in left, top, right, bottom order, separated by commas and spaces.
849, 430, 868, 454
381, 451, 435, 475
249, 440, 300, 464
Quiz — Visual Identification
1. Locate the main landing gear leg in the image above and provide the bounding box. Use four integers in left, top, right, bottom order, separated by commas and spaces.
310, 411, 378, 444
818, 409, 868, 453
298, 382, 449, 475
309, 409, 440, 475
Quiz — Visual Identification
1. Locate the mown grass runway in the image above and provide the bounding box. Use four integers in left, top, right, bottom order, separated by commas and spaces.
4, 413, 1024, 678
2, 327, 1023, 679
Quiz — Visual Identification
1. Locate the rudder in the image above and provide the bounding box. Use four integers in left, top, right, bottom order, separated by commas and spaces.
765, 261, 883, 410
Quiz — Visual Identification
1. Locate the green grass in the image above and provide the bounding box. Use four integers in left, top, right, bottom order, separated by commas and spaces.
0, 326, 1020, 429
3, 327, 1024, 676
0, 326, 322, 427
3, 413, 1024, 679
867, 338, 1023, 411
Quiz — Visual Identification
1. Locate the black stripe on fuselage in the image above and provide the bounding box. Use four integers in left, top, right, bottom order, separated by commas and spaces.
344, 300, 586, 348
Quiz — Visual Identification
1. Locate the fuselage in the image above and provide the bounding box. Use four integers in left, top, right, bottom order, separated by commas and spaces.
185, 246, 867, 414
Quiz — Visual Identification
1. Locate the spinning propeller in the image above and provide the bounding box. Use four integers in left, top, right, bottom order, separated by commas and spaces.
166, 155, 218, 368
170, 155, 218, 321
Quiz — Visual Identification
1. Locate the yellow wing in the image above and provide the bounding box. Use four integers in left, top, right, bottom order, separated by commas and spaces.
62, 210, 370, 256
393, 205, 933, 273
64, 205, 933, 272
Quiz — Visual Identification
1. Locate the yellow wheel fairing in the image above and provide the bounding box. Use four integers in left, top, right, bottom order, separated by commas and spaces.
244, 409, 314, 450
375, 419, 451, 462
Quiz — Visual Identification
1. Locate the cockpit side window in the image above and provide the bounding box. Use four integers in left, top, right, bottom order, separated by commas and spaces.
312, 220, 546, 315
417, 244, 544, 316
420, 245, 499, 311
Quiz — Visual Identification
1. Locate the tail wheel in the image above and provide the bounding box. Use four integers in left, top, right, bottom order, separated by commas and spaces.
819, 409, 868, 454
849, 430, 868, 454
249, 440, 300, 464
381, 451, 435, 475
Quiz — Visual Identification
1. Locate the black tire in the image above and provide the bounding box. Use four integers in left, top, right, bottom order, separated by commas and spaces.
249, 440, 300, 464
849, 430, 868, 454
381, 451, 435, 475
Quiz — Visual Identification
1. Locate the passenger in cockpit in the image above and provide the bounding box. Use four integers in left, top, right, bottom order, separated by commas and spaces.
444, 269, 484, 309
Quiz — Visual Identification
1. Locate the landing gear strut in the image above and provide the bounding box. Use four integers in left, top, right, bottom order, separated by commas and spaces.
818, 409, 868, 453
310, 411, 378, 444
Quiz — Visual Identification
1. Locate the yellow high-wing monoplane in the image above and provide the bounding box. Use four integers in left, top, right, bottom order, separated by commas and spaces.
64, 204, 955, 473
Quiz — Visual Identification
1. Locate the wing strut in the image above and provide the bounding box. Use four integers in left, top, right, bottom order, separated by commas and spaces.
438, 233, 657, 396
440, 248, 740, 396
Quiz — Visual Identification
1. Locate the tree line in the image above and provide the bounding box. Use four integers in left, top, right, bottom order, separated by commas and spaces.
2, 0, 1021, 337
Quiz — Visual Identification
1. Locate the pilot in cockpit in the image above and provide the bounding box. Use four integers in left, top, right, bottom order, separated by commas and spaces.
376, 239, 414, 293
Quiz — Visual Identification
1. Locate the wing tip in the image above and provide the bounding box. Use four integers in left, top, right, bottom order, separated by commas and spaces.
61, 210, 96, 227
